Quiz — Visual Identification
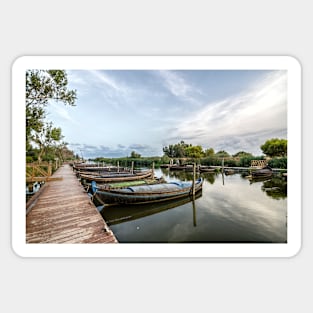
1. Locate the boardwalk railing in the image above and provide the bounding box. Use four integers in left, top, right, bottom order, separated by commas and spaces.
26, 161, 62, 183
250, 159, 268, 169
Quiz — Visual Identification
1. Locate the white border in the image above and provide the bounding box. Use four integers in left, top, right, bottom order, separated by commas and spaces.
12, 56, 302, 258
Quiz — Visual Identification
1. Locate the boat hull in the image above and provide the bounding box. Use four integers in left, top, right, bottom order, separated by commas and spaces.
93, 178, 203, 205
80, 170, 153, 183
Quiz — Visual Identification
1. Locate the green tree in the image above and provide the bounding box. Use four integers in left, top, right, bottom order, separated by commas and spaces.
215, 150, 230, 157
33, 122, 63, 163
233, 151, 253, 158
185, 145, 204, 158
260, 138, 287, 157
163, 141, 192, 158
204, 147, 215, 157
26, 70, 77, 147
130, 151, 141, 158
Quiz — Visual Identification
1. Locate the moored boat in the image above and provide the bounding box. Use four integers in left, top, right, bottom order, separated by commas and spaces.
79, 169, 154, 184
90, 177, 204, 205
251, 165, 273, 179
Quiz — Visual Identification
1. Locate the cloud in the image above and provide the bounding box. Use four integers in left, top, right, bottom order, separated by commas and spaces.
48, 102, 77, 124
167, 71, 287, 154
68, 142, 158, 158
89, 70, 128, 94
128, 143, 150, 150
157, 70, 201, 105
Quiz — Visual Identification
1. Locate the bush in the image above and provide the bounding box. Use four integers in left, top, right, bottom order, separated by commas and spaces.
26, 156, 33, 163
238, 156, 264, 167
268, 157, 287, 169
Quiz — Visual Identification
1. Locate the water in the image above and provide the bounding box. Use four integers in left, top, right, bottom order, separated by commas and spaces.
99, 168, 287, 243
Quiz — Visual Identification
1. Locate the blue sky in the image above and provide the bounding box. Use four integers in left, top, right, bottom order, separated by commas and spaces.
46, 69, 287, 158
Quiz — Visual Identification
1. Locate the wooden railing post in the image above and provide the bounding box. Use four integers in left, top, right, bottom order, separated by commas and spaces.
48, 161, 52, 176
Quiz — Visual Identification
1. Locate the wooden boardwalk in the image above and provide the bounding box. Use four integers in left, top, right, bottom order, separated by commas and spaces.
26, 164, 118, 243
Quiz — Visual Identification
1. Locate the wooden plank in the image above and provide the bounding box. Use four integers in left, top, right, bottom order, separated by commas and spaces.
26, 164, 118, 244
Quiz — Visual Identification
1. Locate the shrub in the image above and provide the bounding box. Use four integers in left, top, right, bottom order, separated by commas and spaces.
268, 157, 287, 169
26, 156, 33, 163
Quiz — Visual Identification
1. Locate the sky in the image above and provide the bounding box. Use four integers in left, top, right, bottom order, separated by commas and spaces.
46, 69, 287, 159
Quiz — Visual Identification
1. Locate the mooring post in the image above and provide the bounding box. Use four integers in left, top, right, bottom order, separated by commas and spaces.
117, 161, 120, 172
131, 161, 134, 174
192, 163, 196, 196
192, 199, 197, 227
152, 161, 155, 178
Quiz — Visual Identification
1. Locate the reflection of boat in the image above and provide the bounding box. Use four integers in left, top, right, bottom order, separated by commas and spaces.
91, 177, 203, 205
100, 192, 202, 225
251, 165, 273, 179
79, 169, 153, 184
199, 166, 215, 173
224, 168, 235, 175
169, 165, 194, 171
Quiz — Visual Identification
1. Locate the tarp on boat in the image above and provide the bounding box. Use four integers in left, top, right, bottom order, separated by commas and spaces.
122, 179, 201, 193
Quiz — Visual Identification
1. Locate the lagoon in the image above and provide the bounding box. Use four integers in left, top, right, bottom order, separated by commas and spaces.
100, 168, 287, 243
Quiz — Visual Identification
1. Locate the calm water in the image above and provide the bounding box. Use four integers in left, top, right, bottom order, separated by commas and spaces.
99, 168, 287, 243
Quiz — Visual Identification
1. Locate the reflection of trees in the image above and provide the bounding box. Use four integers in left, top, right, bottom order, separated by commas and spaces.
261, 176, 287, 199
201, 173, 216, 184
161, 167, 217, 184
160, 168, 197, 181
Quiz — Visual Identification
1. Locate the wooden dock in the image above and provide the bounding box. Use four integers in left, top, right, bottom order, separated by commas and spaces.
26, 164, 118, 243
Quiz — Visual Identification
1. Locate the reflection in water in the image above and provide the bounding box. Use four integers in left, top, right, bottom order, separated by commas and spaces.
248, 175, 287, 199
97, 169, 287, 243
261, 176, 287, 199
201, 172, 217, 185
100, 192, 202, 226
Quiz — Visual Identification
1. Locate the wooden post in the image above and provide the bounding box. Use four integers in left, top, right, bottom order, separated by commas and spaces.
131, 161, 134, 174
221, 158, 225, 185
117, 161, 120, 172
192, 163, 196, 196
192, 199, 197, 227
152, 161, 155, 178
48, 161, 52, 176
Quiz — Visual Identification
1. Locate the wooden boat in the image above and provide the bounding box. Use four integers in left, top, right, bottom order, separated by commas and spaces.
76, 169, 131, 178
79, 169, 154, 184
251, 165, 273, 179
74, 164, 129, 172
90, 177, 203, 205
84, 177, 166, 192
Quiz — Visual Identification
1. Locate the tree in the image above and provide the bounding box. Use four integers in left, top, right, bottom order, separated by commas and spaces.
185, 145, 204, 158
32, 122, 63, 163
215, 150, 230, 157
130, 151, 141, 158
260, 138, 287, 157
26, 70, 77, 147
163, 141, 191, 158
233, 151, 253, 158
204, 147, 215, 157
